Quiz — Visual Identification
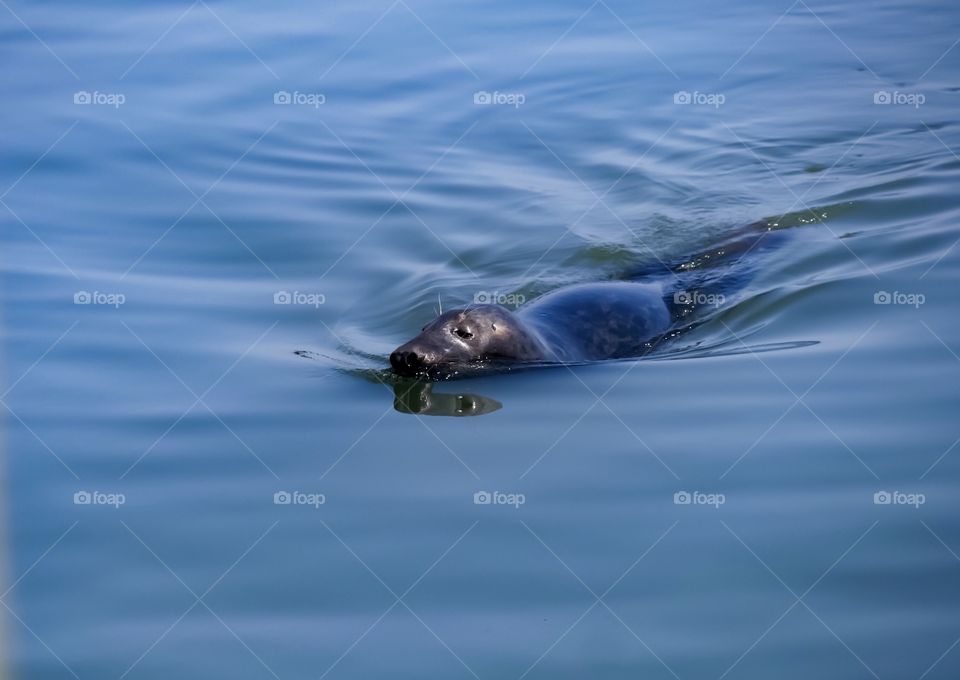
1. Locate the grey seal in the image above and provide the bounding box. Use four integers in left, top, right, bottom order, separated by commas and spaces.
390, 282, 670, 378
390, 222, 786, 380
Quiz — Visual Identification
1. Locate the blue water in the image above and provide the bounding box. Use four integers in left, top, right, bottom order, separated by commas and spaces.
2, 0, 960, 677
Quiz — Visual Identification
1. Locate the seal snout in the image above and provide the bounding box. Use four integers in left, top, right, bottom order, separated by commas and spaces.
390, 348, 424, 374
390, 339, 439, 377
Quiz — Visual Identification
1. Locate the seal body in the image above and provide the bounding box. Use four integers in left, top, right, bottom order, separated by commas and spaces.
389, 281, 670, 378
389, 222, 789, 379
519, 282, 669, 362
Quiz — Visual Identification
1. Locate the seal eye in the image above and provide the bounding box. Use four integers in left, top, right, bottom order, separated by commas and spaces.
453, 327, 473, 339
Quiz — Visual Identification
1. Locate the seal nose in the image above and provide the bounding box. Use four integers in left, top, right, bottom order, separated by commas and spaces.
390, 349, 423, 374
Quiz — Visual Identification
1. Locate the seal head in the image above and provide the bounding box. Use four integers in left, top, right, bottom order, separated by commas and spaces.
390, 304, 547, 379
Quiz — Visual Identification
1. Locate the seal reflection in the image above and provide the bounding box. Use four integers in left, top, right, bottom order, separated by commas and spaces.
392, 382, 502, 417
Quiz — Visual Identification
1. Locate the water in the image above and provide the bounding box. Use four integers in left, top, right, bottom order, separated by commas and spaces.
2, 0, 960, 677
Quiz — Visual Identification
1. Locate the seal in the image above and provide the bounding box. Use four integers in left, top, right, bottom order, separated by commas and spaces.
390, 282, 670, 379
390, 222, 787, 380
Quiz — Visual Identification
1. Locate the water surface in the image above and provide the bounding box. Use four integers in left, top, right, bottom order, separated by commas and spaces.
2, 0, 960, 677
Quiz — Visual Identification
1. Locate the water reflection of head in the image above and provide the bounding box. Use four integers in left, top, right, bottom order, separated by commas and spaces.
392, 382, 502, 417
